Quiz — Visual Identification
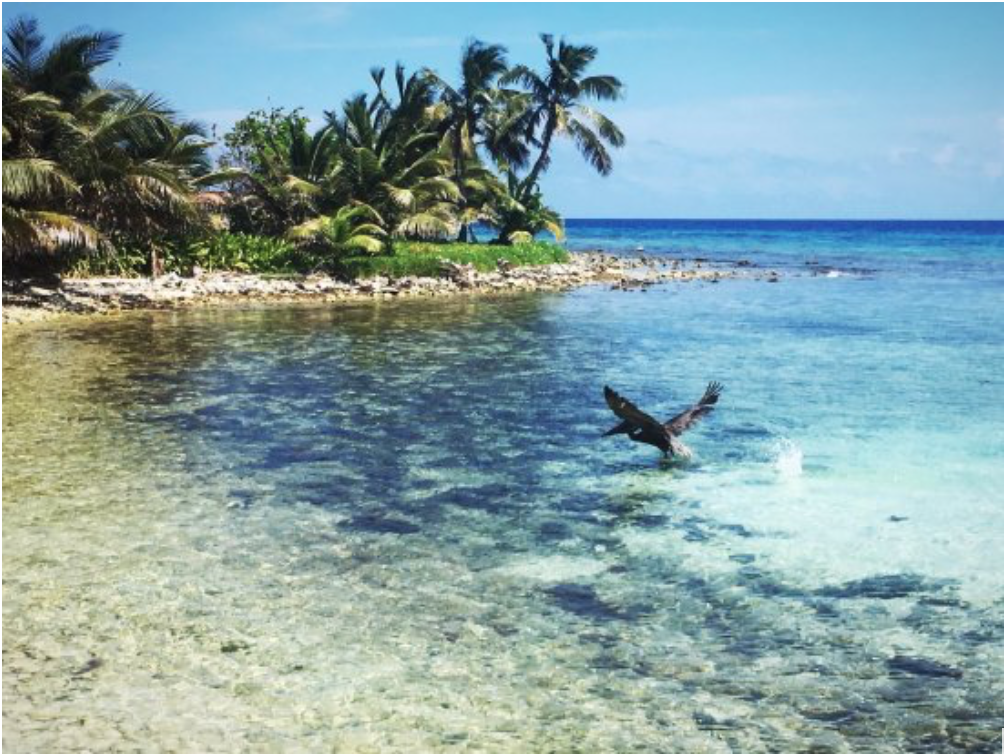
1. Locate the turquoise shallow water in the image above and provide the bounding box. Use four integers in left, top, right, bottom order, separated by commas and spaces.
3, 221, 1003, 752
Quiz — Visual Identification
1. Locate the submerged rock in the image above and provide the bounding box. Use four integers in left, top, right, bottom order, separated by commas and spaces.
816, 574, 951, 600
886, 655, 963, 679
546, 583, 651, 623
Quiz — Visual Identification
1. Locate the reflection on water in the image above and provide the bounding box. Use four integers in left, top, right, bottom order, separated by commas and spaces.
3, 279, 1003, 753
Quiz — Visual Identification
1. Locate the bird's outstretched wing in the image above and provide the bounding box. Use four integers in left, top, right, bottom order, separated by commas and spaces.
664, 381, 723, 436
604, 386, 666, 436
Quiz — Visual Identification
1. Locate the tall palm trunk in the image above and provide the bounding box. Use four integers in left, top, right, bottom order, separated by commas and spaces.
150, 248, 164, 278
453, 119, 471, 242
455, 157, 470, 242
519, 109, 556, 204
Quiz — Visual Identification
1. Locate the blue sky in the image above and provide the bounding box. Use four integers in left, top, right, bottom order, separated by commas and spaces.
6, 3, 1003, 219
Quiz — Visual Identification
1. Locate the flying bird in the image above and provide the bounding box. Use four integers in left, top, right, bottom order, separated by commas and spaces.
603, 382, 723, 458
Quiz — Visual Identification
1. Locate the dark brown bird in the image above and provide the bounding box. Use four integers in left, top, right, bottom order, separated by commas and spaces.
603, 382, 723, 458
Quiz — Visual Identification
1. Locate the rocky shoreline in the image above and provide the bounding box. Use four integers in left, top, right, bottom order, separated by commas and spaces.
2, 252, 782, 325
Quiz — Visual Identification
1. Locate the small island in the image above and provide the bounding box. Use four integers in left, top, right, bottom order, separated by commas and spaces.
4, 19, 786, 323
4, 21, 628, 307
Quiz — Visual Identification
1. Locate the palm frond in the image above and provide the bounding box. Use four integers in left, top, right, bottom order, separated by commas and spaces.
285, 216, 326, 240
283, 174, 321, 196
566, 117, 613, 175
578, 74, 624, 101
2, 205, 99, 254
576, 105, 626, 147
2, 157, 78, 200
383, 183, 415, 208
343, 234, 384, 254
500, 64, 549, 101
397, 210, 455, 239
3, 16, 45, 83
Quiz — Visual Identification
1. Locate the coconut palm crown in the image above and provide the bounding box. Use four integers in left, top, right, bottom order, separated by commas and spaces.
324, 68, 460, 246
2, 16, 213, 267
424, 40, 513, 241
504, 34, 626, 204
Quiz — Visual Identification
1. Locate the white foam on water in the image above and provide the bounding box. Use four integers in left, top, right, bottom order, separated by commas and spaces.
772, 438, 804, 478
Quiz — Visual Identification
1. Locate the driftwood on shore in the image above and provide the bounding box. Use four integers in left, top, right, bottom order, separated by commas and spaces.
2, 253, 780, 324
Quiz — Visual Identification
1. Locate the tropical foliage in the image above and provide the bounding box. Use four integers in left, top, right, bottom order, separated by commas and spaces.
3, 16, 624, 276
492, 172, 566, 244
69, 235, 569, 280
424, 41, 521, 242
503, 34, 625, 207
287, 205, 385, 256
68, 233, 306, 277
2, 17, 214, 272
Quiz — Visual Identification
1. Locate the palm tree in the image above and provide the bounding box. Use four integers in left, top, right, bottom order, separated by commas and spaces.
71, 92, 212, 239
2, 16, 121, 106
424, 40, 510, 242
2, 16, 212, 271
480, 87, 534, 175
2, 70, 99, 255
332, 126, 459, 246
1, 156, 100, 256
491, 169, 564, 244
324, 70, 461, 246
222, 68, 461, 248
220, 109, 341, 235
504, 34, 625, 205
286, 205, 385, 257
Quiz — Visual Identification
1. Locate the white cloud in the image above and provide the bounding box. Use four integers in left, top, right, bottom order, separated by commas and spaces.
982, 161, 1004, 179
931, 143, 959, 168
608, 93, 866, 162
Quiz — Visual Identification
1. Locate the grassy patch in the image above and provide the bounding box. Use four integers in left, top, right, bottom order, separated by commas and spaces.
338, 240, 569, 279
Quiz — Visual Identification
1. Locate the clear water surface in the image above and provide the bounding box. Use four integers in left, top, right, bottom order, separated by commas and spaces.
3, 220, 1003, 752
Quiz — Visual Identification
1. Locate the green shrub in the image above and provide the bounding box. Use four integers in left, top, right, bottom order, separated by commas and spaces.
67, 234, 312, 277
67, 244, 149, 277
183, 234, 306, 273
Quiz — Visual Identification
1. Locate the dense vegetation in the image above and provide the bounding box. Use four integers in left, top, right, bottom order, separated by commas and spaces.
68, 235, 569, 280
2, 17, 623, 279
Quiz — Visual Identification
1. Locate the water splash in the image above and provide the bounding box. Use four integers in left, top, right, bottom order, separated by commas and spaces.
773, 438, 804, 478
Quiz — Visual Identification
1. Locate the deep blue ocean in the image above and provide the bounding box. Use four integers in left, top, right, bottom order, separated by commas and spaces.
564, 217, 1002, 274
4, 219, 1004, 752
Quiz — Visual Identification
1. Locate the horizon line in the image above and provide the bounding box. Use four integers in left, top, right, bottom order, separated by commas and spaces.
560, 217, 1005, 223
